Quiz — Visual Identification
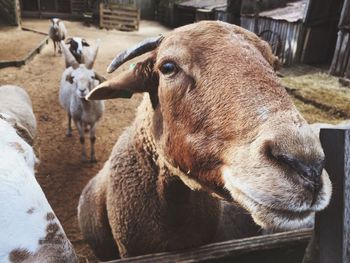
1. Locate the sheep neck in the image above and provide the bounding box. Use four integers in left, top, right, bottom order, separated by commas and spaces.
134, 99, 220, 231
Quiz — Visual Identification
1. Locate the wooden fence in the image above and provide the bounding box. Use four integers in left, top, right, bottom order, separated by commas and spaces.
99, 2, 140, 31
329, 30, 350, 78
103, 128, 350, 263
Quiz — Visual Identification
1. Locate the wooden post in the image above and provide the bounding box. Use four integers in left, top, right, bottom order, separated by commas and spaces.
314, 129, 350, 263
99, 2, 103, 28
226, 0, 242, 25
37, 0, 41, 18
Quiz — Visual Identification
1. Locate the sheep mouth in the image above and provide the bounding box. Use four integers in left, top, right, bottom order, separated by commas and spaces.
78, 93, 88, 99
227, 185, 314, 230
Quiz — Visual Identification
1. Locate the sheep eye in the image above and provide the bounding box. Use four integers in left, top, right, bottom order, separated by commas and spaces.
160, 62, 177, 75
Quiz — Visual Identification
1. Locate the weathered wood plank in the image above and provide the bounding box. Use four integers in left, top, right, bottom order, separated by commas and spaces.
315, 129, 350, 263
106, 229, 312, 263
101, 9, 139, 16
100, 2, 139, 31
330, 30, 344, 75
240, 16, 304, 65
102, 15, 138, 24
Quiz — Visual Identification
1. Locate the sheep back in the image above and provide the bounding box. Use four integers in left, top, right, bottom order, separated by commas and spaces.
0, 85, 36, 145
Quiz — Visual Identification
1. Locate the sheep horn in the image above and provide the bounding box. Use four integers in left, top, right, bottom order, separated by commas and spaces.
60, 41, 79, 69
107, 35, 164, 73
86, 39, 100, 70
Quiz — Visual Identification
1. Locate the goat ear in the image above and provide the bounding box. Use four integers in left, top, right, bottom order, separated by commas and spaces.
93, 72, 106, 83
82, 39, 90, 47
66, 74, 74, 84
65, 37, 73, 45
87, 55, 157, 101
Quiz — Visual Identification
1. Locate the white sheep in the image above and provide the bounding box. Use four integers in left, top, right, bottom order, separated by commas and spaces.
78, 21, 331, 259
0, 85, 77, 263
49, 18, 67, 54
59, 40, 105, 163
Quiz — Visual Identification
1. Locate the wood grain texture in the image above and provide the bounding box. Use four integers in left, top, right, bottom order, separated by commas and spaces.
316, 129, 350, 263
106, 229, 312, 263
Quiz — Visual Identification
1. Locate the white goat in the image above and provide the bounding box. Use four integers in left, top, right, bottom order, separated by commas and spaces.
59, 40, 105, 163
49, 18, 67, 54
0, 85, 77, 263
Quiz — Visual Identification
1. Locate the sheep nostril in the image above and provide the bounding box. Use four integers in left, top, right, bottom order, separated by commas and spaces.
275, 154, 324, 193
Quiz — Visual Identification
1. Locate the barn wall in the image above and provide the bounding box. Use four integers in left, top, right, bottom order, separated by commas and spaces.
241, 0, 289, 14
134, 0, 155, 19
156, 0, 184, 27
241, 16, 305, 65
0, 0, 21, 26
330, 0, 350, 77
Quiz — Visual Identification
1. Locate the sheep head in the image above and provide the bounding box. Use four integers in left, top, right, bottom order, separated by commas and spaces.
50, 18, 61, 35
65, 37, 90, 64
61, 40, 104, 99
87, 21, 331, 231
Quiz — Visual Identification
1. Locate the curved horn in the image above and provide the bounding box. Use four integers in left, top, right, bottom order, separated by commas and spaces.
60, 41, 79, 69
107, 35, 164, 73
86, 39, 100, 70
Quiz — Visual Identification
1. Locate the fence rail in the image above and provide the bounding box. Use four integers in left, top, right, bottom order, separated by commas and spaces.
107, 229, 311, 263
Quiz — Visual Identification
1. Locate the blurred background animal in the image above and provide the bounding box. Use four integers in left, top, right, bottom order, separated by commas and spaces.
49, 18, 67, 54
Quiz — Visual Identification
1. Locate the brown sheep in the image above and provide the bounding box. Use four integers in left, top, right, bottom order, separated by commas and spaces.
78, 21, 332, 260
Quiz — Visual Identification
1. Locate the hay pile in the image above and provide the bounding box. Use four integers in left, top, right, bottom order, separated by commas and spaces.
280, 70, 350, 124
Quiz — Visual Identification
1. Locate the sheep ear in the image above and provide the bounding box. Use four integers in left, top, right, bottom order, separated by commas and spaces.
66, 74, 74, 84
82, 39, 90, 47
232, 25, 281, 70
93, 72, 106, 83
65, 37, 73, 45
87, 55, 156, 101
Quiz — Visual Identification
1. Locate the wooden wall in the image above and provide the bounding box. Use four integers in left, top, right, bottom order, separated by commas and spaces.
134, 0, 155, 19
0, 0, 21, 26
330, 0, 350, 78
156, 0, 183, 27
20, 0, 87, 19
241, 16, 305, 65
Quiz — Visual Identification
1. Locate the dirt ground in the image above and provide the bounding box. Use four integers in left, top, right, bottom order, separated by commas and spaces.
0, 26, 46, 61
0, 19, 169, 262
0, 18, 349, 262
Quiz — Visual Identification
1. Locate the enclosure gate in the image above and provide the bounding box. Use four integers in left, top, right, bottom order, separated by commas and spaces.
99, 1, 140, 31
